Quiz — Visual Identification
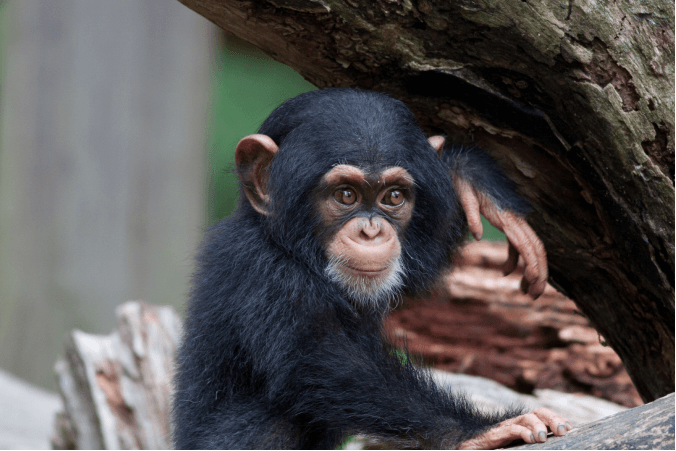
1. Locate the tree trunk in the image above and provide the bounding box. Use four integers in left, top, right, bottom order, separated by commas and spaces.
177, 0, 674, 402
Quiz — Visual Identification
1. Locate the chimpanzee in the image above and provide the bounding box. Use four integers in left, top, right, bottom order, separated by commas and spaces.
173, 89, 570, 449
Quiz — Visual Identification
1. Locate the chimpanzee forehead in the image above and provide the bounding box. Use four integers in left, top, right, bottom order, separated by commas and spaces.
260, 89, 427, 155
261, 89, 443, 185
297, 108, 427, 155
276, 125, 430, 182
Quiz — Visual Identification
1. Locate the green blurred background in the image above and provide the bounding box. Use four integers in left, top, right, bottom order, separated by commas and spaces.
206, 36, 315, 224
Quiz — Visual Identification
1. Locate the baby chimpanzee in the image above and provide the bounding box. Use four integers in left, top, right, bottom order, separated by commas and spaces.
173, 89, 568, 449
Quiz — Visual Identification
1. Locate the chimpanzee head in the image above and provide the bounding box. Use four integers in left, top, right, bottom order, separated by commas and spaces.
235, 89, 465, 311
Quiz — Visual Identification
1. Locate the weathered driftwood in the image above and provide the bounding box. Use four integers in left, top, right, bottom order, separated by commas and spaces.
51, 301, 671, 449
51, 301, 182, 450
176, 0, 675, 403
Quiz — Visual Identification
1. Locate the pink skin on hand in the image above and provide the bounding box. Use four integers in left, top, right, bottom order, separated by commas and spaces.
454, 178, 549, 299
457, 408, 573, 450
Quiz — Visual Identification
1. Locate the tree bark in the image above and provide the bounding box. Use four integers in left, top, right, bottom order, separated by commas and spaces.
177, 0, 674, 402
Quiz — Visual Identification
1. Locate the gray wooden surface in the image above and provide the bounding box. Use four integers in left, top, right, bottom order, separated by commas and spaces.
52, 301, 182, 449
510, 393, 675, 450
431, 371, 627, 426
0, 0, 217, 390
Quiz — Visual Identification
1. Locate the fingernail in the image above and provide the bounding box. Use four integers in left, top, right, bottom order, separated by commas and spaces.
529, 433, 535, 443
558, 424, 566, 434
538, 431, 547, 442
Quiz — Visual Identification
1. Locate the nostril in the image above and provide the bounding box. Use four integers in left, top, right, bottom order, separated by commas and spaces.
360, 229, 375, 240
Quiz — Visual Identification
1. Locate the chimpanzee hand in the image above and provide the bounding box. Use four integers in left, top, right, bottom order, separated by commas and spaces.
454, 178, 548, 299
457, 408, 572, 450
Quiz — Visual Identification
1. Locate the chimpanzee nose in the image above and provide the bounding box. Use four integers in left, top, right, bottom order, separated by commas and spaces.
360, 218, 382, 239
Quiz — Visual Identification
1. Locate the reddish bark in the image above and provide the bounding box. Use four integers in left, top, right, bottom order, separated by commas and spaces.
386, 242, 642, 408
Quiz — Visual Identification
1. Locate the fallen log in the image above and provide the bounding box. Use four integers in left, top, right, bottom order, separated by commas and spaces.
51, 300, 673, 449
51, 302, 182, 450
386, 242, 642, 408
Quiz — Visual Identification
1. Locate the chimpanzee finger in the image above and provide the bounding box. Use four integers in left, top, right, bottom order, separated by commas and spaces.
502, 219, 541, 294
504, 215, 549, 299
532, 408, 572, 437
456, 181, 484, 241
521, 223, 548, 298
457, 424, 538, 450
512, 412, 549, 443
523, 259, 543, 299
520, 277, 532, 297
503, 240, 520, 275
521, 246, 544, 299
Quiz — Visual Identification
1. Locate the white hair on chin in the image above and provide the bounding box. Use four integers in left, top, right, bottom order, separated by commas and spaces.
325, 255, 405, 313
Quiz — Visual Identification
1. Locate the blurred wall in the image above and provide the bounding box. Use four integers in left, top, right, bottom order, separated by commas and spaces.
0, 0, 217, 389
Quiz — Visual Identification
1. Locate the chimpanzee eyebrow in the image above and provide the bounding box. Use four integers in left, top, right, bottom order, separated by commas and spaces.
321, 164, 366, 187
320, 165, 416, 190
377, 167, 416, 188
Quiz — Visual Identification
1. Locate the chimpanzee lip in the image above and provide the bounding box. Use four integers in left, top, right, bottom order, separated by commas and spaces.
343, 264, 389, 276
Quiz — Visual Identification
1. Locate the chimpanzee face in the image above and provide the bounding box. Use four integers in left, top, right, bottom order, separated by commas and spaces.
314, 164, 415, 310
235, 91, 465, 308
234, 126, 463, 310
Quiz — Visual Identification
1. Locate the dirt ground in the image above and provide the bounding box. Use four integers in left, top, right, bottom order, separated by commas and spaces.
384, 241, 642, 408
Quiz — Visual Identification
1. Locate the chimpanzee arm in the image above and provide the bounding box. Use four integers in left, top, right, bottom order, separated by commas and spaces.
271, 304, 569, 449
433, 139, 549, 299
273, 311, 524, 449
441, 145, 530, 216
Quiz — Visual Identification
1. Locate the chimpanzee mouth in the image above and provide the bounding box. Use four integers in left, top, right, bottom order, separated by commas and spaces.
342, 264, 390, 277
325, 256, 404, 312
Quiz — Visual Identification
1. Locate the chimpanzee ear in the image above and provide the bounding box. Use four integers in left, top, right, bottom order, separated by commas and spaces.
235, 134, 279, 215
428, 135, 445, 157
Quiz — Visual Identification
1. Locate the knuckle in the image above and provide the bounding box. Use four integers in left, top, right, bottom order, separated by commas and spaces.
534, 408, 554, 419
519, 413, 537, 424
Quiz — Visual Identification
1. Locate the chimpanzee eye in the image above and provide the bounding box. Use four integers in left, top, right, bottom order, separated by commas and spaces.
333, 188, 357, 205
382, 189, 405, 207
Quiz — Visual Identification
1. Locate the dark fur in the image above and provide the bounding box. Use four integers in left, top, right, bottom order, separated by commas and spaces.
441, 145, 530, 215
173, 89, 525, 449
